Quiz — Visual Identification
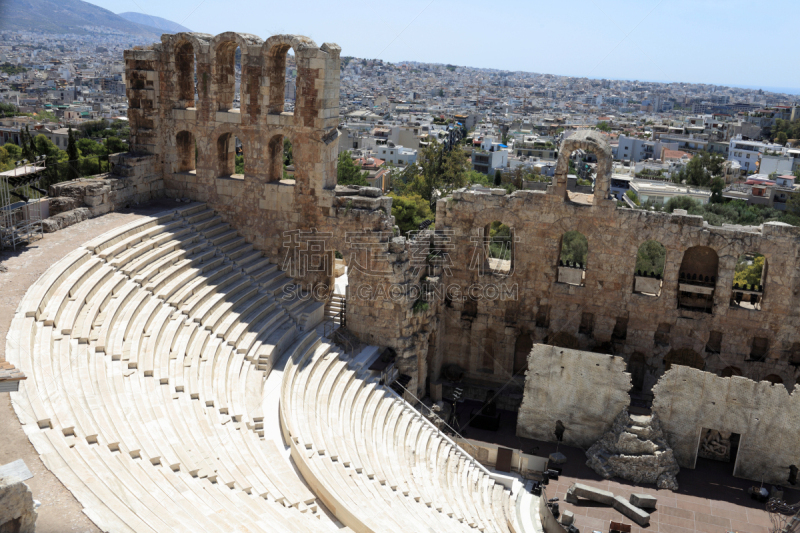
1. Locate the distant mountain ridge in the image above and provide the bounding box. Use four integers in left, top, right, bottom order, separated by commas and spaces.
0, 0, 163, 39
117, 12, 191, 34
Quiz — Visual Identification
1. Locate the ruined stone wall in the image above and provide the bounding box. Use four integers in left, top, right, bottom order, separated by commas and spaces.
652, 366, 800, 485
436, 131, 800, 391
122, 33, 437, 395
516, 344, 631, 448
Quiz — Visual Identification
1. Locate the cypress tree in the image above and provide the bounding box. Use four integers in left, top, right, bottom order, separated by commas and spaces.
67, 127, 80, 181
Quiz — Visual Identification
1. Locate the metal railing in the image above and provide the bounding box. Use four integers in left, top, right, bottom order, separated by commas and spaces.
389, 379, 487, 472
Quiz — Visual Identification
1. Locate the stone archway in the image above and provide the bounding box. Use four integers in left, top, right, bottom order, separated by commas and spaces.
664, 348, 705, 371
552, 130, 613, 205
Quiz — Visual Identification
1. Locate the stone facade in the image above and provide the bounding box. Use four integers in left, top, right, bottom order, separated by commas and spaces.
516, 345, 631, 448
435, 130, 800, 393
117, 32, 438, 395
652, 365, 800, 485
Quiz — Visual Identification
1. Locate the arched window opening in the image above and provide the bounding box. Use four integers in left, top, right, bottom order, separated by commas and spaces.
720, 366, 742, 378
215, 41, 241, 112
175, 131, 196, 173
484, 221, 512, 275
216, 132, 244, 178
267, 44, 298, 116
731, 253, 765, 311
266, 134, 294, 183
664, 348, 705, 371
562, 149, 595, 203
763, 374, 783, 385
557, 231, 587, 286
235, 136, 244, 175
678, 246, 718, 314
633, 240, 665, 296
175, 41, 196, 107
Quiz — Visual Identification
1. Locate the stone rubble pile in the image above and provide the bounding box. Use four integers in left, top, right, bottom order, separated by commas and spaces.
585, 409, 680, 490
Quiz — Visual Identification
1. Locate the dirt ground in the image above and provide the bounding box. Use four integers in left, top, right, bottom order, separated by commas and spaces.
0, 200, 184, 533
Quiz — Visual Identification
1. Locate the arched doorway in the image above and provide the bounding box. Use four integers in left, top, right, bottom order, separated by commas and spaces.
664, 348, 705, 371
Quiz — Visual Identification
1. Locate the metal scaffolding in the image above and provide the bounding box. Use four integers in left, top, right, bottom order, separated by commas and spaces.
1, 157, 47, 251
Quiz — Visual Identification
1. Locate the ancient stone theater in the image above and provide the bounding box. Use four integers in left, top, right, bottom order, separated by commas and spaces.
3, 30, 800, 533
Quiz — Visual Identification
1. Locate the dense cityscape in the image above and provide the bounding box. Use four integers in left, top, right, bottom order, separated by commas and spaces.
2, 24, 800, 229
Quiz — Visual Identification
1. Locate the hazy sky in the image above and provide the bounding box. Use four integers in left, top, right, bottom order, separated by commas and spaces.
85, 0, 800, 93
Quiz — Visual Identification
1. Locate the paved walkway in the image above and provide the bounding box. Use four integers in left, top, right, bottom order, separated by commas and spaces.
454, 399, 794, 533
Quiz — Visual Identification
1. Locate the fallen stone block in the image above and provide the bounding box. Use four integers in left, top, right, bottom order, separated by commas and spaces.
565, 490, 579, 504
612, 495, 650, 527
630, 493, 657, 509
571, 482, 615, 505
560, 510, 575, 526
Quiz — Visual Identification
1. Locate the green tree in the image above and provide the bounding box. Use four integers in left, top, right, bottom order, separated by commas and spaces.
487, 221, 511, 259
626, 190, 640, 205
105, 136, 128, 154
710, 177, 725, 203
635, 241, 666, 276
494, 169, 502, 186
596, 121, 611, 132
734, 254, 764, 287
66, 127, 80, 181
2, 142, 22, 162
560, 231, 588, 265
776, 132, 788, 146
77, 138, 105, 157
337, 151, 369, 186
389, 193, 433, 235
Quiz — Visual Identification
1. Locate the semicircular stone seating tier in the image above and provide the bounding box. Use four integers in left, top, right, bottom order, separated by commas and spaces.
5, 203, 540, 533
278, 330, 537, 533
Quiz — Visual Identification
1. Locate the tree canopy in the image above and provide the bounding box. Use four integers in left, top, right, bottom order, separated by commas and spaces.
389, 192, 433, 236
337, 151, 370, 187
635, 241, 666, 276
672, 151, 725, 187
560, 231, 588, 266
734, 254, 764, 287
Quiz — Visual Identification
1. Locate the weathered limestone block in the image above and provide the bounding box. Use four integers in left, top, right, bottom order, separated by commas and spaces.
41, 207, 91, 233
560, 510, 575, 526
634, 275, 662, 295
47, 196, 80, 215
0, 481, 37, 533
612, 495, 650, 526
570, 483, 615, 505
630, 493, 657, 509
557, 266, 583, 285
585, 409, 680, 490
